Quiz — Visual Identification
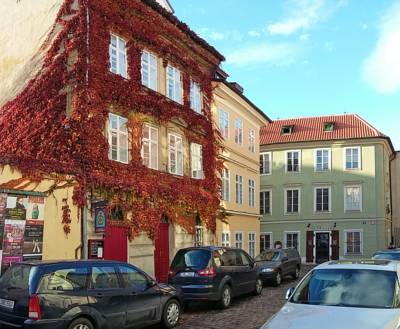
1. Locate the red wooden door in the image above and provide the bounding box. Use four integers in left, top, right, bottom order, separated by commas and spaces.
306, 231, 314, 263
331, 230, 340, 260
154, 223, 170, 283
104, 225, 128, 262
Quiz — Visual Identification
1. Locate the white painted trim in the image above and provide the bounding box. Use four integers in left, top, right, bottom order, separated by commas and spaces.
234, 117, 244, 145
313, 186, 332, 213
284, 187, 301, 215
248, 231, 257, 257
343, 185, 363, 212
260, 189, 272, 216
343, 146, 362, 171
167, 132, 184, 176
285, 150, 302, 173
260, 152, 272, 175
141, 123, 159, 170
284, 231, 301, 251
221, 231, 231, 247
314, 148, 331, 172
218, 108, 229, 139
313, 231, 332, 260
260, 232, 273, 250
234, 231, 244, 249
343, 229, 364, 255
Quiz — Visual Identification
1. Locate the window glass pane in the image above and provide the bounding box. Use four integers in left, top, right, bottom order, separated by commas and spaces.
92, 266, 120, 289
38, 267, 89, 292
118, 266, 148, 292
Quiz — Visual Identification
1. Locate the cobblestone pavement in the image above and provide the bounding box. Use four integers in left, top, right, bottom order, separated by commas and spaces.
151, 265, 314, 329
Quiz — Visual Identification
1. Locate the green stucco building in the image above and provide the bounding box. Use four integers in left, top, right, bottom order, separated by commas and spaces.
259, 114, 395, 263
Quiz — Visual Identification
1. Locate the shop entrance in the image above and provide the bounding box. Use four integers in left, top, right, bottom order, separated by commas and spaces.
315, 232, 330, 263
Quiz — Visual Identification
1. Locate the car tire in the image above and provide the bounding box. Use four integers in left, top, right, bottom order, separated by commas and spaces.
218, 284, 232, 309
67, 318, 94, 329
162, 299, 181, 328
292, 266, 300, 280
273, 271, 282, 287
253, 277, 263, 295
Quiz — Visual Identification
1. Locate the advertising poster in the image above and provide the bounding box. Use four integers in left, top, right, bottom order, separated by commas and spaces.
5, 195, 27, 221
0, 194, 7, 247
23, 220, 44, 257
1, 219, 26, 271
26, 196, 45, 221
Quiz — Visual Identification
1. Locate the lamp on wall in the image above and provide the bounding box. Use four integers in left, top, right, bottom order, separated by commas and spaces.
307, 223, 311, 228
334, 222, 337, 228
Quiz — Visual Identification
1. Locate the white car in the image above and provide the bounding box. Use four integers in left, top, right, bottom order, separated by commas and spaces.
261, 260, 400, 329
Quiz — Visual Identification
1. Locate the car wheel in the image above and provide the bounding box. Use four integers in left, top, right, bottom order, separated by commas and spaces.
253, 277, 263, 295
292, 266, 300, 279
219, 284, 232, 309
273, 271, 282, 287
67, 318, 94, 329
162, 299, 181, 328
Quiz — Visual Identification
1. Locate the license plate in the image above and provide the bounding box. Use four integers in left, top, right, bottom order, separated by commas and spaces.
179, 272, 195, 277
0, 298, 15, 310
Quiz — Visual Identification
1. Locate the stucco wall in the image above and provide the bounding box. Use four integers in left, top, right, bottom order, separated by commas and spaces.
392, 152, 400, 245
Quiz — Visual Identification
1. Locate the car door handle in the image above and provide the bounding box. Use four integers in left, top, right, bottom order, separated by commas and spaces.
96, 293, 104, 299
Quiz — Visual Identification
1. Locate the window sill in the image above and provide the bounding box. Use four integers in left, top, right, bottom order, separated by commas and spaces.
284, 213, 300, 216
345, 209, 362, 213
314, 211, 332, 214
314, 170, 331, 173
260, 173, 272, 176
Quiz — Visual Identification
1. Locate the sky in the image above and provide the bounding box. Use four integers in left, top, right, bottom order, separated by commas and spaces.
171, 0, 400, 150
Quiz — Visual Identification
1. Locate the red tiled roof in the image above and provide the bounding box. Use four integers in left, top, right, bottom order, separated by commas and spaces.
260, 114, 388, 145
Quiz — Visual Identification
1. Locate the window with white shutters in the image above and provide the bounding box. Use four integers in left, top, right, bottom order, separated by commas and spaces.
345, 186, 362, 211
191, 143, 203, 179
248, 179, 255, 208
168, 133, 183, 175
141, 50, 158, 91
190, 80, 202, 113
108, 113, 129, 164
234, 119, 243, 145
141, 124, 158, 170
221, 168, 230, 201
109, 34, 127, 78
166, 65, 182, 104
236, 175, 243, 204
219, 109, 229, 139
260, 152, 271, 174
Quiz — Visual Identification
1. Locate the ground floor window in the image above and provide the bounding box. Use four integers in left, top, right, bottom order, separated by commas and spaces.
285, 232, 299, 250
235, 232, 243, 249
345, 230, 363, 255
248, 232, 256, 258
195, 225, 203, 246
260, 233, 272, 252
221, 232, 230, 247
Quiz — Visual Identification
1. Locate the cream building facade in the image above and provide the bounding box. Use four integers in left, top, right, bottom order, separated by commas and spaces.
392, 151, 400, 246
212, 75, 270, 258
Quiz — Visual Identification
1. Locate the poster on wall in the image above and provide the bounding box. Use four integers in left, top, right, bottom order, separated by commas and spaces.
0, 194, 7, 247
5, 195, 28, 221
23, 220, 44, 258
26, 196, 45, 221
1, 219, 26, 272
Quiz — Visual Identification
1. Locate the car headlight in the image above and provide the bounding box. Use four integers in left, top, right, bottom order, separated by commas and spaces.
262, 268, 275, 273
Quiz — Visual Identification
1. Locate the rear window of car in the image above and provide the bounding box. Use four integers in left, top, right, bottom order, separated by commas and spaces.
0, 264, 31, 291
373, 252, 400, 261
171, 249, 211, 270
256, 251, 281, 261
37, 266, 90, 292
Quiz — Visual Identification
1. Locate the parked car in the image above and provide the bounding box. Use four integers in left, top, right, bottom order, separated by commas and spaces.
168, 246, 263, 309
255, 248, 301, 286
260, 260, 400, 329
0, 260, 182, 329
372, 249, 400, 260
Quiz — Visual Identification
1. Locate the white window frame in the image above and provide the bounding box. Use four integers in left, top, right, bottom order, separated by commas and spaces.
284, 188, 301, 215
248, 231, 256, 258
141, 50, 158, 91
166, 64, 182, 104
141, 124, 159, 170
248, 129, 256, 153
235, 174, 243, 204
218, 109, 229, 139
314, 186, 331, 213
260, 232, 273, 252
344, 146, 361, 170
344, 185, 363, 212
260, 152, 272, 175
108, 113, 129, 164
234, 118, 243, 145
314, 148, 331, 172
168, 133, 183, 176
284, 231, 300, 251
190, 80, 202, 113
221, 231, 230, 247
221, 168, 230, 202
235, 231, 243, 249
260, 190, 272, 215
248, 179, 255, 208
109, 33, 128, 78
190, 143, 203, 179
286, 150, 301, 173
344, 229, 363, 255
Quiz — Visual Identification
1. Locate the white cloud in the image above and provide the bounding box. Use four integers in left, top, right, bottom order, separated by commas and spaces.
248, 30, 261, 37
197, 28, 243, 42
362, 1, 400, 94
226, 43, 300, 67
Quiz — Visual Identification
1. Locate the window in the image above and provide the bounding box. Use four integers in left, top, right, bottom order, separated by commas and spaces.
221, 168, 230, 201
234, 119, 243, 145
324, 122, 335, 132
191, 143, 203, 179
195, 216, 203, 247
345, 147, 361, 170
38, 267, 89, 292
248, 129, 256, 153
281, 125, 294, 135
315, 149, 330, 172
345, 230, 363, 254
141, 50, 158, 91
109, 34, 127, 78
248, 179, 255, 208
221, 232, 230, 247
260, 233, 272, 252
168, 133, 183, 175
345, 186, 362, 211
142, 124, 158, 170
235, 232, 243, 249
91, 266, 120, 289
315, 187, 331, 212
260, 190, 271, 215
235, 175, 243, 204
285, 189, 300, 214
190, 80, 202, 113
108, 113, 129, 163
286, 151, 301, 172
166, 65, 182, 104
118, 266, 148, 292
260, 152, 271, 175
285, 232, 299, 250
248, 232, 256, 258
219, 109, 229, 139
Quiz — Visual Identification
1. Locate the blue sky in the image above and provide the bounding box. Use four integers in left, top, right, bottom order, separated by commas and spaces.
171, 0, 400, 150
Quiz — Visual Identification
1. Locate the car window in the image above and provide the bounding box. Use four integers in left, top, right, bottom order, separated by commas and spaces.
38, 266, 89, 292
373, 252, 400, 261
256, 251, 281, 261
91, 266, 120, 289
238, 250, 251, 266
170, 249, 211, 270
118, 266, 148, 292
288, 249, 298, 258
0, 265, 31, 291
219, 250, 240, 266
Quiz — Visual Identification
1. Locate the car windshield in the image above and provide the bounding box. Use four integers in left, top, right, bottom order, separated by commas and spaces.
255, 251, 280, 261
291, 269, 396, 309
0, 265, 31, 291
373, 252, 400, 261
170, 249, 211, 270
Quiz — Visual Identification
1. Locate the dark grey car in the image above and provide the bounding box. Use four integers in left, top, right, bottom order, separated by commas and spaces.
255, 249, 301, 286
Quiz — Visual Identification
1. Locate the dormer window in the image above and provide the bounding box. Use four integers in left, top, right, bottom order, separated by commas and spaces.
324, 122, 335, 132
281, 125, 294, 135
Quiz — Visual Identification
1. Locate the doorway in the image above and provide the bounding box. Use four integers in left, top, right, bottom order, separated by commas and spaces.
154, 218, 170, 283
315, 232, 330, 263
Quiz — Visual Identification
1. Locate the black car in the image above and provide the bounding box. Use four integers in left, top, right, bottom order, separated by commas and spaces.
373, 249, 400, 260
0, 260, 182, 329
255, 248, 301, 286
168, 246, 263, 309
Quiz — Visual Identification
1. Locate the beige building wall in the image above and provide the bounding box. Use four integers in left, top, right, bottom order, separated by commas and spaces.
392, 151, 400, 245
212, 81, 269, 257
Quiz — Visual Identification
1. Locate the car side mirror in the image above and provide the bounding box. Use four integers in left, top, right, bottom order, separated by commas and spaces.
286, 287, 295, 300
147, 279, 157, 288
282, 257, 289, 262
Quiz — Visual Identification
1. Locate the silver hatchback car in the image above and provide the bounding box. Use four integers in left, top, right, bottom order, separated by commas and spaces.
261, 260, 400, 329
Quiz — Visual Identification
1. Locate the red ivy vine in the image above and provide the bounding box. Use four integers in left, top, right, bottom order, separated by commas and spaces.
0, 0, 224, 239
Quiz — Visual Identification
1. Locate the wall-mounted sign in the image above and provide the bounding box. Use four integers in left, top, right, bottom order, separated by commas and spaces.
88, 239, 104, 259
94, 207, 107, 233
